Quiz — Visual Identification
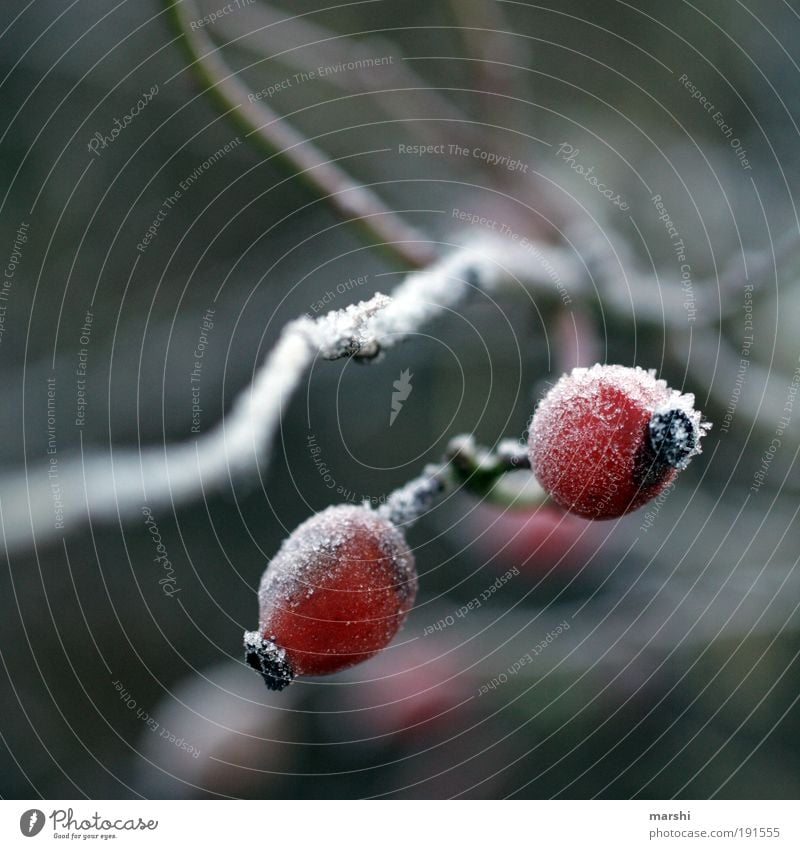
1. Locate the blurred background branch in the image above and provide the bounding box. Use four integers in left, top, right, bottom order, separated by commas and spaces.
169, 0, 438, 268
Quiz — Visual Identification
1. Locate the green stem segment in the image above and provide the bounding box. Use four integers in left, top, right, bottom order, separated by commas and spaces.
378, 435, 549, 527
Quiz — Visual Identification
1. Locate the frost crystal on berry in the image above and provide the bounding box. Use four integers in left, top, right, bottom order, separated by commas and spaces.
529, 364, 710, 519
245, 504, 417, 688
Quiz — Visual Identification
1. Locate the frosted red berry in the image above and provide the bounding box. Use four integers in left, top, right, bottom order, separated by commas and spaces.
528, 364, 709, 519
244, 504, 417, 690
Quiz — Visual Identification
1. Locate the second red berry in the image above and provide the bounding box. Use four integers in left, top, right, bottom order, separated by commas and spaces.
245, 504, 417, 689
528, 364, 709, 519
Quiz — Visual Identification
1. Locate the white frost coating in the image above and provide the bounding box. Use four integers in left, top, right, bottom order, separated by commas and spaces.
257, 504, 416, 634
370, 248, 490, 343
536, 364, 710, 466
0, 238, 560, 553
290, 292, 390, 359
376, 464, 446, 527
370, 236, 580, 346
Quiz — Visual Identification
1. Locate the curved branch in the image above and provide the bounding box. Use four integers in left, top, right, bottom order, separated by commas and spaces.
0, 237, 575, 553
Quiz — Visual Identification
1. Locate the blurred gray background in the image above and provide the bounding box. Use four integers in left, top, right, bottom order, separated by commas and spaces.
1, 0, 799, 799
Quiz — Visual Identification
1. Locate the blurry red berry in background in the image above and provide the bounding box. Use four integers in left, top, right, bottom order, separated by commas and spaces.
529, 364, 707, 519
334, 641, 472, 742
133, 663, 299, 798
458, 502, 601, 573
245, 505, 417, 689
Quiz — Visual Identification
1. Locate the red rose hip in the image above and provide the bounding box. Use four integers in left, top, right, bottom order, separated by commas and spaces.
245, 504, 417, 689
529, 364, 709, 519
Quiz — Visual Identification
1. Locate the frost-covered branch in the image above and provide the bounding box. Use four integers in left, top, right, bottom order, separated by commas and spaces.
0, 238, 569, 553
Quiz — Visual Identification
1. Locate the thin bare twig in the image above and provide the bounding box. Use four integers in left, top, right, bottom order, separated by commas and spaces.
168, 0, 437, 268
447, 0, 533, 151
212, 0, 489, 153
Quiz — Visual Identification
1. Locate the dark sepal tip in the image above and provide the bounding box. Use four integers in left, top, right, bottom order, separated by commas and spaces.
243, 630, 295, 691
648, 407, 696, 470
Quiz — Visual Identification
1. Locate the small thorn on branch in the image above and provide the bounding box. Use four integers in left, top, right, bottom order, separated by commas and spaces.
294, 292, 390, 360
